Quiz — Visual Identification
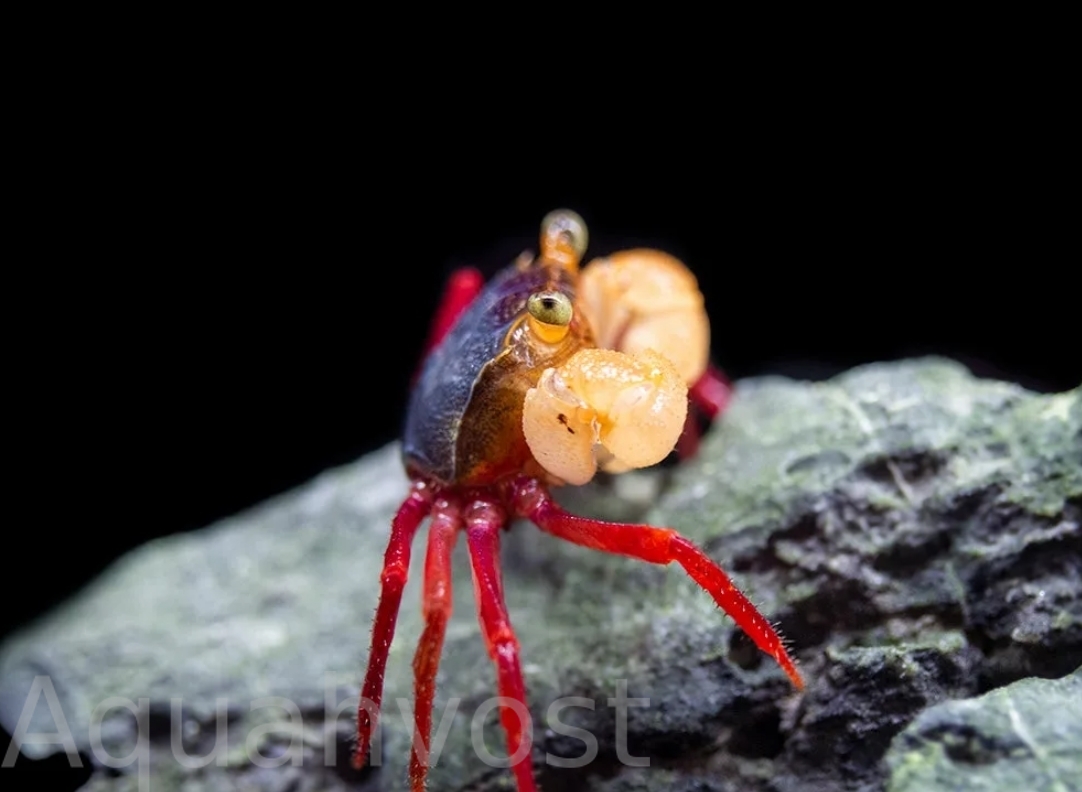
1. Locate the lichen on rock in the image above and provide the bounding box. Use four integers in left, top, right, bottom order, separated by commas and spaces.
885, 669, 1081, 792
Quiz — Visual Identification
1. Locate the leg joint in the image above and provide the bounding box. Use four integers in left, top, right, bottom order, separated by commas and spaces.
486, 625, 520, 660
380, 560, 409, 588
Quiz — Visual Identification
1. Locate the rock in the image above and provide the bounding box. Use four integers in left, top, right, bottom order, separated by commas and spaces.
1, 358, 1078, 791
885, 669, 1081, 792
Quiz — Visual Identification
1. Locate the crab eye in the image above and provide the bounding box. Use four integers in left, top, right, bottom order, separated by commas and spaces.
527, 291, 573, 327
540, 209, 589, 264
526, 290, 573, 344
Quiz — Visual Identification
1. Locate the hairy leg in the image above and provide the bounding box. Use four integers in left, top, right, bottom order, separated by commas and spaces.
353, 481, 435, 770
464, 499, 537, 792
409, 496, 461, 790
513, 478, 804, 690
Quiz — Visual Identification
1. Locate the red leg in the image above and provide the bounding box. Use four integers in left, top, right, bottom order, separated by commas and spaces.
676, 364, 733, 461
512, 478, 804, 690
353, 481, 435, 770
464, 499, 537, 792
409, 497, 461, 790
675, 409, 702, 460
422, 267, 485, 357
689, 363, 733, 420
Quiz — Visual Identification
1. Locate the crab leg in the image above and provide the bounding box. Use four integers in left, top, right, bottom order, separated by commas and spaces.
464, 499, 537, 792
409, 496, 461, 790
422, 266, 485, 358
674, 411, 705, 461
677, 364, 734, 460
690, 363, 733, 420
512, 478, 805, 690
354, 481, 434, 770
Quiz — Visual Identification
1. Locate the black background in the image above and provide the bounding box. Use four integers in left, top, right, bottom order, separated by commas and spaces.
2, 74, 1077, 788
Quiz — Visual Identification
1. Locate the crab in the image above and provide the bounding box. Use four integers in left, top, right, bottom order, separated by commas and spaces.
353, 210, 804, 791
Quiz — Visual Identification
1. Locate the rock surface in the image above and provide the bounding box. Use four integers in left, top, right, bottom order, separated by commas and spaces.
1, 358, 1079, 791
885, 669, 1080, 792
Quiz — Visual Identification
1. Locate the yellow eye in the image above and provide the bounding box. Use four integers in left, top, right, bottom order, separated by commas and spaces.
526, 290, 573, 343
527, 291, 573, 326
540, 209, 589, 268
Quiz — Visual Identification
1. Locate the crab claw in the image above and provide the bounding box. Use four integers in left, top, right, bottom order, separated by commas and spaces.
578, 249, 710, 387
522, 348, 688, 485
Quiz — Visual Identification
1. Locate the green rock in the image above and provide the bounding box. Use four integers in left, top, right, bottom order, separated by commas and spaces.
886, 668, 1081, 792
1, 358, 1078, 791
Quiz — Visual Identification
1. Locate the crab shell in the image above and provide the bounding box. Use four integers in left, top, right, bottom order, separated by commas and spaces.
403, 254, 595, 487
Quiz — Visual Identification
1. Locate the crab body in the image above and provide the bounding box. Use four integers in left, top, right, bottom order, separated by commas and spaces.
403, 258, 588, 486
354, 212, 804, 792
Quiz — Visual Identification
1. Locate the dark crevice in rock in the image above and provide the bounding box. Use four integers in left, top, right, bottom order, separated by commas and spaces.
331, 731, 374, 786
784, 450, 852, 476
978, 643, 1082, 692
778, 575, 885, 647
935, 723, 1006, 765
725, 706, 784, 759
857, 447, 949, 491
727, 627, 767, 672
725, 509, 819, 575
871, 522, 954, 574
533, 743, 627, 792
780, 641, 979, 791
0, 724, 94, 791
145, 701, 175, 742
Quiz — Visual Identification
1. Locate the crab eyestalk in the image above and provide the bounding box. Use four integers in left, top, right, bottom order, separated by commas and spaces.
539, 208, 588, 272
